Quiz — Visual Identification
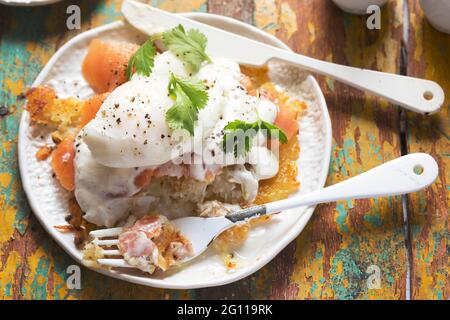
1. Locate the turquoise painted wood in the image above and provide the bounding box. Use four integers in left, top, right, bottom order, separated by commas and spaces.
0, 0, 447, 300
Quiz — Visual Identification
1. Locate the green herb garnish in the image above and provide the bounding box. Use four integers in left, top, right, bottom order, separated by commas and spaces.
165, 73, 209, 135
221, 118, 287, 157
126, 37, 157, 80
163, 24, 212, 73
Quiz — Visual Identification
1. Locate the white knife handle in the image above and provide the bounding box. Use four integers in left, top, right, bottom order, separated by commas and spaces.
265, 153, 438, 214
122, 0, 444, 114
275, 50, 444, 114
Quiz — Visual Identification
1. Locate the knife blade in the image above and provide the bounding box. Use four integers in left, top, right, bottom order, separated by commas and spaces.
121, 0, 444, 114
121, 0, 284, 66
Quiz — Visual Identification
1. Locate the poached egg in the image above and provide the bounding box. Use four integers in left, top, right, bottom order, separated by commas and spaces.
75, 51, 280, 227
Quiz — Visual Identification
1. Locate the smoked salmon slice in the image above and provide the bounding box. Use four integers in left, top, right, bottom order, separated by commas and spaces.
51, 136, 76, 191
134, 169, 154, 189
274, 104, 299, 141
80, 93, 109, 127
82, 39, 139, 93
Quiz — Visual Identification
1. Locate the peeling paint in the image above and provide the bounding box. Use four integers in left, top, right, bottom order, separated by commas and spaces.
407, 0, 449, 300
0, 0, 444, 300
280, 2, 297, 39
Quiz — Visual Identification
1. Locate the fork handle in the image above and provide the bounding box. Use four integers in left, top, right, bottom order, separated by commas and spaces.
226, 153, 438, 223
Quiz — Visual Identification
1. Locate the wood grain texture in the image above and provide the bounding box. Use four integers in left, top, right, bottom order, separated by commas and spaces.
253, 0, 407, 299
0, 0, 193, 300
208, 0, 254, 24
0, 2, 76, 300
0, 0, 445, 300
406, 0, 449, 300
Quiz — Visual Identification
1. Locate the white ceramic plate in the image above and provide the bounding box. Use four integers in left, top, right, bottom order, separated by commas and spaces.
0, 0, 62, 6
18, 13, 332, 289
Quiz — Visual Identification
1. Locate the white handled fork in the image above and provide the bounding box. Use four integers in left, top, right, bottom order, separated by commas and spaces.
90, 153, 438, 270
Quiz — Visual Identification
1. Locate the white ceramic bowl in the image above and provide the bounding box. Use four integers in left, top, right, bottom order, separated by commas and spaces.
332, 0, 388, 15
18, 13, 332, 289
420, 0, 450, 34
0, 0, 62, 6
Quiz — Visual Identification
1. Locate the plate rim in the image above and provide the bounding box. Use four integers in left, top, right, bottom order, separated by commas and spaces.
0, 0, 63, 6
18, 13, 332, 289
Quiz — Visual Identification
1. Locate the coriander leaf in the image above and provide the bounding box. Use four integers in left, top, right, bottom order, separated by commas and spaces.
163, 24, 212, 73
166, 73, 209, 135
126, 38, 156, 80
260, 120, 288, 144
169, 74, 208, 109
187, 28, 208, 51
223, 119, 256, 132
221, 129, 254, 158
221, 118, 288, 157
221, 120, 258, 157
166, 84, 197, 135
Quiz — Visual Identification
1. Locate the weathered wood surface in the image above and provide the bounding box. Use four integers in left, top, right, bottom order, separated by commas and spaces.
406, 0, 449, 300
250, 0, 407, 300
0, 0, 446, 300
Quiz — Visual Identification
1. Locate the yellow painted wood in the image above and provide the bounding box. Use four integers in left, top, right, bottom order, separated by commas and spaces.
406, 0, 449, 300
254, 0, 408, 300
0, 0, 445, 300
0, 0, 205, 301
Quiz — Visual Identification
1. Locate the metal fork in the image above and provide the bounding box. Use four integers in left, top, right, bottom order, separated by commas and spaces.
89, 153, 437, 270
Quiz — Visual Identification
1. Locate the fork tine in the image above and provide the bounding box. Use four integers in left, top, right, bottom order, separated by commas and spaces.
93, 239, 119, 246
97, 259, 133, 268
89, 227, 123, 238
102, 249, 121, 256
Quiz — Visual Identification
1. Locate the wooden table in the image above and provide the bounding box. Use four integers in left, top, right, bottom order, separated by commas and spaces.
0, 0, 447, 300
